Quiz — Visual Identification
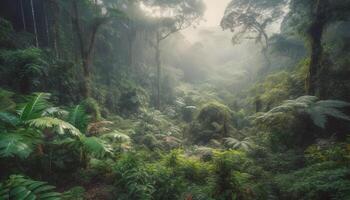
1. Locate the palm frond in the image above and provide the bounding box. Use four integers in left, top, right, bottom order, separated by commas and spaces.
67, 105, 88, 133
0, 175, 61, 200
19, 93, 51, 121
28, 117, 82, 136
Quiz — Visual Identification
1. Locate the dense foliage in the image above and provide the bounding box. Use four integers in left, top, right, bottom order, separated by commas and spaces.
0, 0, 350, 199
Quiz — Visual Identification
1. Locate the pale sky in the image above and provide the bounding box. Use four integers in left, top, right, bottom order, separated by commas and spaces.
181, 0, 231, 43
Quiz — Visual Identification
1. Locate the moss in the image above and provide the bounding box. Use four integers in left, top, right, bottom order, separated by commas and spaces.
186, 102, 234, 144
118, 87, 149, 115
197, 102, 232, 124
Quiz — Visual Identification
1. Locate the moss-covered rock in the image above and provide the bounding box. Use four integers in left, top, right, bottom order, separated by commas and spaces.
118, 87, 149, 115
187, 101, 234, 144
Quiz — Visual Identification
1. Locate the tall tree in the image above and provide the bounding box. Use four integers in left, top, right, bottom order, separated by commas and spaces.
221, 0, 287, 71
19, 0, 26, 31
287, 0, 350, 97
30, 0, 38, 47
143, 0, 205, 109
71, 0, 109, 98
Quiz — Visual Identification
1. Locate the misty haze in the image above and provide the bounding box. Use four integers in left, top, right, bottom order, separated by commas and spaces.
0, 0, 350, 199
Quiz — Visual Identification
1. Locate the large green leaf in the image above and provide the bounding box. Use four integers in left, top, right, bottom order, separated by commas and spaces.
0, 111, 20, 127
19, 93, 51, 121
67, 105, 88, 133
0, 131, 36, 159
0, 175, 62, 200
80, 136, 113, 158
28, 117, 82, 136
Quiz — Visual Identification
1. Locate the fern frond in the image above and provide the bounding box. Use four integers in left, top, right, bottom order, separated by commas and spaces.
67, 105, 88, 133
316, 100, 350, 108
0, 133, 32, 159
43, 107, 68, 118
0, 175, 61, 200
19, 93, 51, 121
28, 117, 82, 136
79, 135, 113, 158
294, 96, 318, 104
0, 129, 40, 159
0, 112, 20, 127
101, 131, 131, 143
224, 137, 253, 151
0, 88, 15, 111
265, 96, 350, 129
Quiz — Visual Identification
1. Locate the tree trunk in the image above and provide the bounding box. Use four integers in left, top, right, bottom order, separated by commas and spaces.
20, 0, 26, 31
30, 0, 39, 47
43, 2, 50, 46
260, 31, 271, 73
155, 31, 161, 110
81, 57, 92, 98
306, 0, 328, 96
72, 0, 104, 99
50, 0, 60, 58
127, 19, 134, 73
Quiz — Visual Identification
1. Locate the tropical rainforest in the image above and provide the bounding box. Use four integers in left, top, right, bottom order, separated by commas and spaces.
0, 0, 350, 199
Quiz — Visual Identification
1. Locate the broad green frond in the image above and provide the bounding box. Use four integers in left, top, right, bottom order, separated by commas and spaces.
28, 117, 82, 136
306, 102, 350, 128
0, 175, 61, 200
0, 88, 15, 111
0, 130, 38, 159
315, 100, 350, 108
67, 105, 88, 133
19, 93, 51, 121
264, 96, 350, 129
79, 136, 113, 157
294, 96, 318, 104
0, 112, 20, 127
224, 137, 253, 151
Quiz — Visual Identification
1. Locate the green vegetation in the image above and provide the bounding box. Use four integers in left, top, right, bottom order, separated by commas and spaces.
0, 0, 350, 199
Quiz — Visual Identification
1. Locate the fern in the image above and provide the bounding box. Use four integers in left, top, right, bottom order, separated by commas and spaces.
79, 135, 113, 158
101, 130, 131, 143
67, 105, 88, 133
56, 135, 113, 158
261, 96, 350, 128
19, 93, 51, 121
0, 88, 15, 111
0, 111, 20, 127
224, 137, 253, 151
0, 129, 40, 159
28, 117, 82, 136
0, 133, 32, 159
43, 107, 68, 118
0, 175, 61, 200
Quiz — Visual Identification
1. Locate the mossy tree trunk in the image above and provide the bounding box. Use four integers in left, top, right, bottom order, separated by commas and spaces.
306, 0, 329, 97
